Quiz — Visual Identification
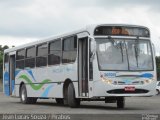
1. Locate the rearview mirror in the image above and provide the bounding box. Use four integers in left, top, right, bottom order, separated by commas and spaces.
89, 37, 96, 62
90, 38, 96, 53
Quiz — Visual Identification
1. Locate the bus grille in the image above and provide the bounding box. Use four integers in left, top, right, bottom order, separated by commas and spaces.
114, 81, 144, 85
107, 89, 149, 94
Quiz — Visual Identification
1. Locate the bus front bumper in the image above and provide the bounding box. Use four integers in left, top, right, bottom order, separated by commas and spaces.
92, 80, 156, 97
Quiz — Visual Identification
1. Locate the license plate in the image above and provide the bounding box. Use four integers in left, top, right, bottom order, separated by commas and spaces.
124, 86, 135, 91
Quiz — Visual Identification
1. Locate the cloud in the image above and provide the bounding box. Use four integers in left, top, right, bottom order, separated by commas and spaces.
0, 0, 159, 37
0, 0, 159, 55
0, 36, 37, 47
68, 0, 160, 12
0, 0, 87, 37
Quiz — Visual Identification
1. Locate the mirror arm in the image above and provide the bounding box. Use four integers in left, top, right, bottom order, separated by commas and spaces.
90, 52, 95, 62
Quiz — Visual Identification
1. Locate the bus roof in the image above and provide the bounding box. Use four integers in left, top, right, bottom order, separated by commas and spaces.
4, 24, 149, 53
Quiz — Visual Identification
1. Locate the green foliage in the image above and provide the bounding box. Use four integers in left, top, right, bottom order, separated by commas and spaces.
0, 45, 9, 80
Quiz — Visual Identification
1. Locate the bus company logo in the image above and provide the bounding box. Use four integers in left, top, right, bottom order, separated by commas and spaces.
142, 114, 158, 120
104, 72, 116, 78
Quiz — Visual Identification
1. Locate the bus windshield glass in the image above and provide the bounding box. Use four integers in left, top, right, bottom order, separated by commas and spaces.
96, 38, 153, 71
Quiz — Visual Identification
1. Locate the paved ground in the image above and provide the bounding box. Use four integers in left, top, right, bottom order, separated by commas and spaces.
0, 78, 160, 119
0, 92, 160, 119
0, 92, 160, 114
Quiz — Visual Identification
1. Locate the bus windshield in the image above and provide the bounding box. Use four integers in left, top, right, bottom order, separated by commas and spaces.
96, 38, 153, 71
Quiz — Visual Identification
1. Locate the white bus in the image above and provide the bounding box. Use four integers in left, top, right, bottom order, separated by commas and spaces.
3, 24, 156, 108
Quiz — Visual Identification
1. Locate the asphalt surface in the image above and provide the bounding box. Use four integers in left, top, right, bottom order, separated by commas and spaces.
0, 88, 160, 120
0, 92, 160, 119
0, 92, 160, 114
0, 80, 160, 120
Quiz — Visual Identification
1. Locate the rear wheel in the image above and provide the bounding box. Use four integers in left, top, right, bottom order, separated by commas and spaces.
117, 97, 125, 108
55, 98, 64, 104
20, 84, 37, 104
68, 83, 80, 108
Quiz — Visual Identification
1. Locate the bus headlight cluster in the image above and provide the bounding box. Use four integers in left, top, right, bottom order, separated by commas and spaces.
101, 77, 112, 84
144, 79, 152, 84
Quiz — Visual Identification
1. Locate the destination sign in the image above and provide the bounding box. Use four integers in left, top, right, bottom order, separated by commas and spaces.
94, 26, 150, 37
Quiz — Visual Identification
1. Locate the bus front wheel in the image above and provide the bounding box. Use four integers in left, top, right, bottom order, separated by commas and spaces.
20, 84, 37, 104
117, 97, 125, 109
68, 83, 80, 108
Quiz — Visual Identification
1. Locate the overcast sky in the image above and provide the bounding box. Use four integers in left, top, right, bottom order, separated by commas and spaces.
0, 0, 160, 55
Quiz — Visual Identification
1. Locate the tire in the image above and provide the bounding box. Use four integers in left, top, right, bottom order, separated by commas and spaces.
117, 97, 125, 109
68, 83, 80, 108
56, 98, 64, 104
20, 84, 37, 104
156, 89, 159, 95
30, 97, 37, 104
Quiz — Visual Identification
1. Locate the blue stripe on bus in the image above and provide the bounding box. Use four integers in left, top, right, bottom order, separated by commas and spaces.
41, 85, 54, 97
140, 73, 153, 78
4, 71, 10, 96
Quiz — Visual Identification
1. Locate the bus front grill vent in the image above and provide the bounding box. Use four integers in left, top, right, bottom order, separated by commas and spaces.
107, 89, 149, 94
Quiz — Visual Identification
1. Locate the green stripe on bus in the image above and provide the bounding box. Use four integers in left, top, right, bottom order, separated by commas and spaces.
19, 75, 51, 90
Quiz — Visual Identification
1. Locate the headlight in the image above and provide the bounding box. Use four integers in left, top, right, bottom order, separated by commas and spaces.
101, 77, 112, 84
144, 79, 152, 84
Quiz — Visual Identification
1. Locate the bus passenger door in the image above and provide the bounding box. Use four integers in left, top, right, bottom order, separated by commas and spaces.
9, 55, 16, 96
4, 53, 16, 96
3, 53, 10, 96
78, 37, 89, 97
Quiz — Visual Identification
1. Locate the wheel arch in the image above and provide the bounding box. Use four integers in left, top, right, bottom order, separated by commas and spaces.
63, 78, 72, 98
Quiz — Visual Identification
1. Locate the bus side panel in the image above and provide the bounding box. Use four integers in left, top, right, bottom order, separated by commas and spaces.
15, 84, 20, 97
25, 83, 63, 98
14, 68, 68, 98
73, 82, 79, 98
15, 62, 78, 98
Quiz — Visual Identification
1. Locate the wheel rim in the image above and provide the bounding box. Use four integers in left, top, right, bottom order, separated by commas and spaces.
21, 89, 26, 101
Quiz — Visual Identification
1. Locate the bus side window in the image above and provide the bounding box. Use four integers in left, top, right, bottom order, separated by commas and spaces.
25, 46, 36, 68
16, 49, 25, 69
36, 43, 48, 67
62, 36, 77, 63
48, 40, 61, 65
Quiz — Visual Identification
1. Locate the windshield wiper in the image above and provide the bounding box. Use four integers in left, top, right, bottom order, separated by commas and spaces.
108, 36, 124, 62
134, 37, 139, 67
120, 42, 123, 62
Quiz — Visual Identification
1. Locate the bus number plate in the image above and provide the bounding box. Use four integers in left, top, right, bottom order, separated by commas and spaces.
124, 86, 135, 91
